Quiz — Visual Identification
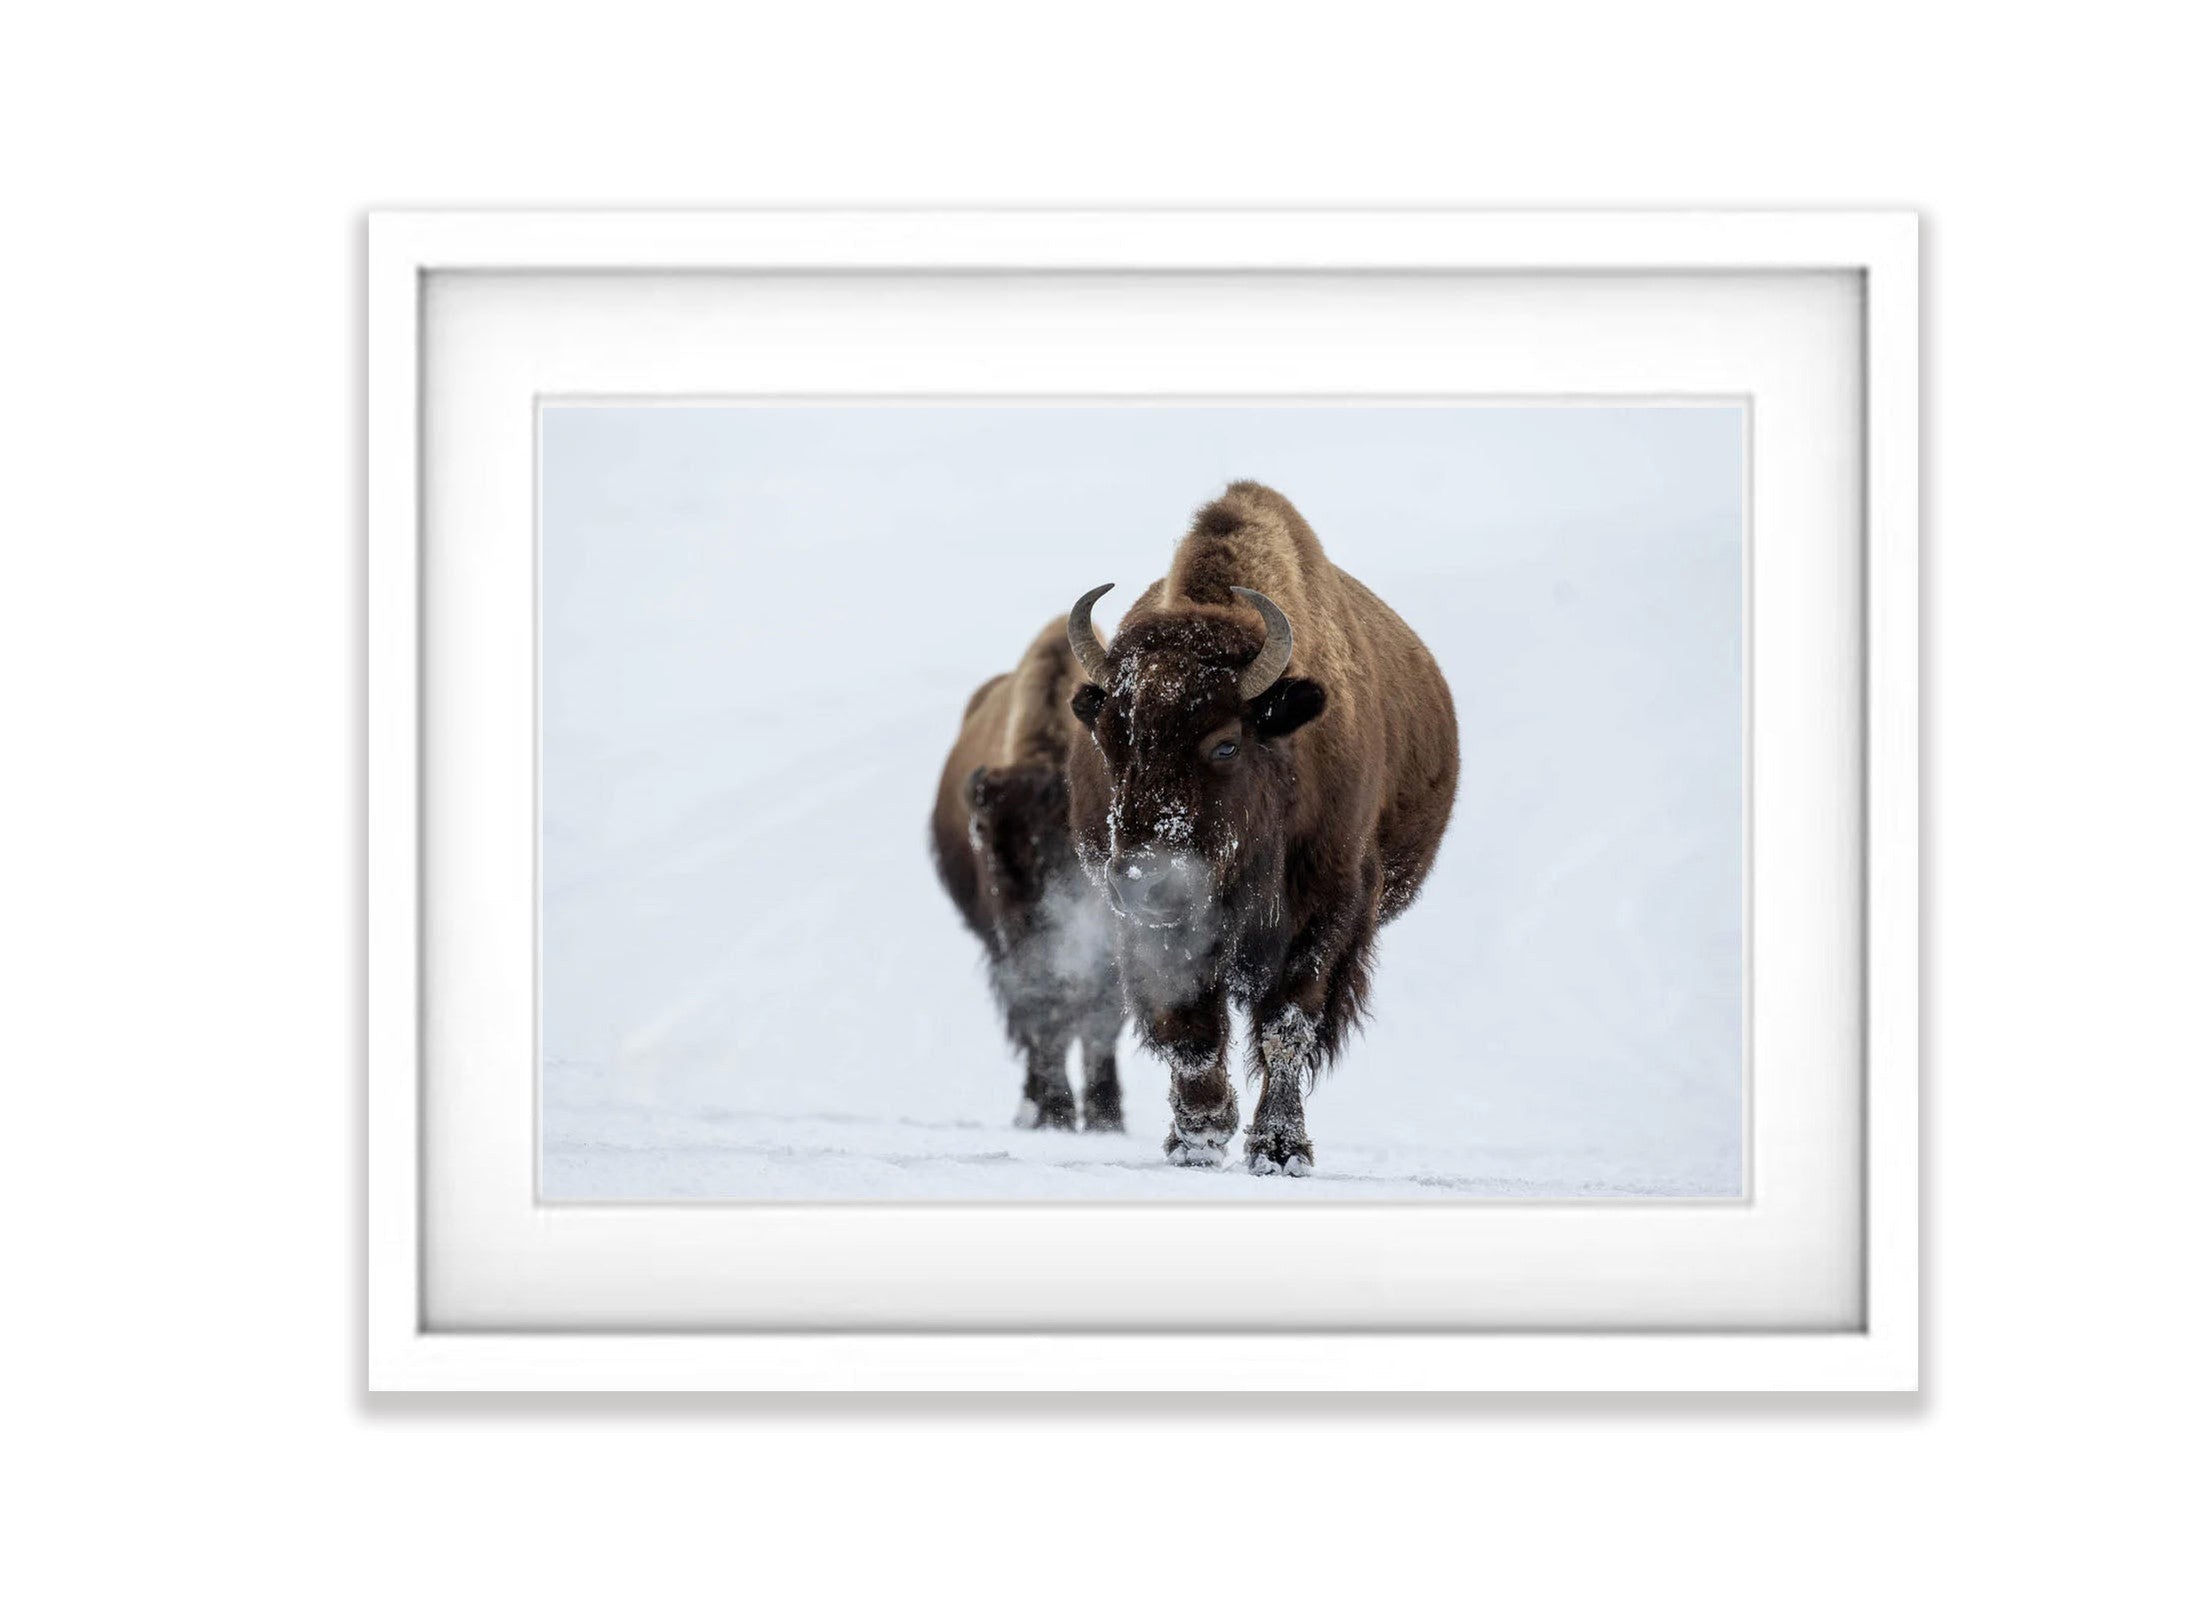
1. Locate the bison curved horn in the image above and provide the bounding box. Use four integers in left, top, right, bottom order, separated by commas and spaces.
1230, 586, 1294, 700
1067, 583, 1114, 685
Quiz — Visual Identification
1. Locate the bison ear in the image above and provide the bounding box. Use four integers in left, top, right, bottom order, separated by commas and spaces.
1071, 683, 1105, 727
1248, 676, 1326, 740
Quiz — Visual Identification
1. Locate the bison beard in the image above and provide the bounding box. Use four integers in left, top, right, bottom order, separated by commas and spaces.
1066, 480, 1460, 1174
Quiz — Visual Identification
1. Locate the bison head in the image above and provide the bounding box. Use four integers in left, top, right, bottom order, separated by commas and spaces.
965, 762, 1076, 943
1064, 584, 1327, 934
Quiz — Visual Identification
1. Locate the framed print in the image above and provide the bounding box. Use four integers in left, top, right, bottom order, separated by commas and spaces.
367, 210, 1918, 1391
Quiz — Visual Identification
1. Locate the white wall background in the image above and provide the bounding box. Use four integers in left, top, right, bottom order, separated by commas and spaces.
5, 3, 2194, 1594
541, 405, 1744, 1197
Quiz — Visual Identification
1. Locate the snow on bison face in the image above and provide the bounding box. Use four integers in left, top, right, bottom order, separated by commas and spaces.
1068, 606, 1326, 935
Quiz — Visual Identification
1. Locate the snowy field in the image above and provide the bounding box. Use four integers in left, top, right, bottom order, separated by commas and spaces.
541, 405, 1744, 1200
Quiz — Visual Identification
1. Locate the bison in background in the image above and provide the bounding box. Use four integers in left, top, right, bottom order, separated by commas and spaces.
1064, 481, 1459, 1173
933, 618, 1128, 1132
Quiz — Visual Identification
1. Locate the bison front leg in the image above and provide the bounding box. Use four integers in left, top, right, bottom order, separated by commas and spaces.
1013, 1035, 1078, 1131
1244, 1006, 1316, 1176
1244, 870, 1379, 1176
1145, 989, 1237, 1167
1077, 1020, 1125, 1133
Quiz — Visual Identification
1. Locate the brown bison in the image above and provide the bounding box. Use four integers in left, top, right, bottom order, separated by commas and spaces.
1064, 481, 1458, 1174
933, 618, 1128, 1132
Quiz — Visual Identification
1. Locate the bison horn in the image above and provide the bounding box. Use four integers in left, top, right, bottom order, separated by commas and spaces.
1231, 586, 1294, 699
1067, 584, 1114, 685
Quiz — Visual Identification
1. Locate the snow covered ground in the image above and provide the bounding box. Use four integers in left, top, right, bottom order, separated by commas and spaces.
541, 405, 1744, 1201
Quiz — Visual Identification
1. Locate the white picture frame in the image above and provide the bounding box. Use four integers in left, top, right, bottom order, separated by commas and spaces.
367, 209, 1918, 1392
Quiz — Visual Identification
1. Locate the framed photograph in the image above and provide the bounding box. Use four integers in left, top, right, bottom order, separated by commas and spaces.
367, 210, 1917, 1391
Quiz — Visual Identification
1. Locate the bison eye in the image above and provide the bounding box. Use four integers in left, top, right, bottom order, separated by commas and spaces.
1209, 741, 1239, 763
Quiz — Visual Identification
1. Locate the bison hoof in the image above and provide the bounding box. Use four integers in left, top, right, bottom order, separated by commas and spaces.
1164, 1126, 1231, 1167
1082, 1104, 1126, 1134
1244, 1134, 1315, 1177
1015, 1095, 1077, 1131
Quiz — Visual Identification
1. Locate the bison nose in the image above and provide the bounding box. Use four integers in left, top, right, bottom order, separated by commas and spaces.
1106, 852, 1198, 927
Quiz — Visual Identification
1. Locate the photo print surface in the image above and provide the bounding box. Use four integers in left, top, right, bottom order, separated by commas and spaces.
541, 404, 1744, 1200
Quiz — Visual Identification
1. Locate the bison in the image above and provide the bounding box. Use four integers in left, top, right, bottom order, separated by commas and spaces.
933, 617, 1128, 1132
1063, 481, 1459, 1174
